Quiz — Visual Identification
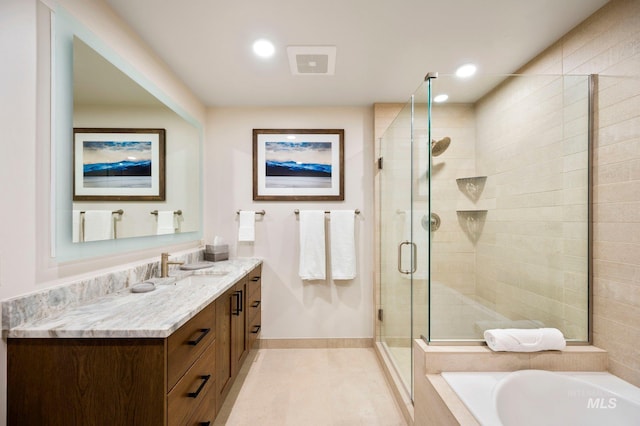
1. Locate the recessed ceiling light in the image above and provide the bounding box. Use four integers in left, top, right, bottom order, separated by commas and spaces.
434, 94, 449, 103
253, 39, 275, 58
456, 63, 477, 78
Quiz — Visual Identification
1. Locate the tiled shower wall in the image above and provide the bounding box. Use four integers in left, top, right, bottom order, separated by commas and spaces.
515, 0, 640, 387
474, 75, 590, 341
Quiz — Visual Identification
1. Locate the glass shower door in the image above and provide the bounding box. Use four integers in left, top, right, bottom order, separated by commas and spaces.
378, 84, 431, 398
379, 100, 414, 393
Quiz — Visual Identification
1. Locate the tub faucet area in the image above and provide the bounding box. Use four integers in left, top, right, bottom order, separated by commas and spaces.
160, 252, 184, 277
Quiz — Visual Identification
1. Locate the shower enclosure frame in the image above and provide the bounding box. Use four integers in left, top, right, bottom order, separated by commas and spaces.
374, 72, 595, 406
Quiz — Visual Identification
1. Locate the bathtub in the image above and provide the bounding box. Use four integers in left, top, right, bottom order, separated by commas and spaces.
441, 370, 640, 426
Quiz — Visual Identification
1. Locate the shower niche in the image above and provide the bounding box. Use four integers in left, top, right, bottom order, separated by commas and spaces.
456, 176, 487, 202
456, 176, 488, 243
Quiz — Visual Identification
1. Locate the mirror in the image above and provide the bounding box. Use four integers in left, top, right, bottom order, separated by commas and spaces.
54, 8, 202, 261
72, 38, 200, 242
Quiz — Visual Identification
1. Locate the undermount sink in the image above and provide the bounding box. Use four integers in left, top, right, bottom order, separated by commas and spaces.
193, 269, 230, 276
179, 261, 216, 270
174, 274, 227, 286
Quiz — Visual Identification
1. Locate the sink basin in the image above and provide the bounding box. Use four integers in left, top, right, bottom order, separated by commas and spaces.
174, 274, 228, 287
179, 261, 216, 270
193, 268, 230, 276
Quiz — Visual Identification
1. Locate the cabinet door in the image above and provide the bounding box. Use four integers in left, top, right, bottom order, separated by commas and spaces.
215, 286, 234, 411
231, 279, 248, 374
8, 338, 165, 425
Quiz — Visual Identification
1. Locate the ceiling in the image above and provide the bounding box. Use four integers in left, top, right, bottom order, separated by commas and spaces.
105, 0, 609, 107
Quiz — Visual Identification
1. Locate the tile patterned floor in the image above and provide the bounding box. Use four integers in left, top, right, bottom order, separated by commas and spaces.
214, 348, 408, 426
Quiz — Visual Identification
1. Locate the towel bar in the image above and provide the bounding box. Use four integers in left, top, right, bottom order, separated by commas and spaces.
294, 209, 360, 215
79, 210, 123, 242
236, 210, 266, 215
80, 209, 123, 216
150, 210, 182, 216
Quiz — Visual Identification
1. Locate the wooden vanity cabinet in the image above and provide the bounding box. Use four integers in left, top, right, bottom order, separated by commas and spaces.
215, 264, 262, 412
7, 263, 262, 425
7, 301, 217, 426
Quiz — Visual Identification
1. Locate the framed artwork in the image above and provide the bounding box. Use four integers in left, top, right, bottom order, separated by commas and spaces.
73, 128, 165, 201
253, 129, 344, 201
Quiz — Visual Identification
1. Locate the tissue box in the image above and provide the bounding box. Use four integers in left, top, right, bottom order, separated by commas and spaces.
205, 244, 228, 262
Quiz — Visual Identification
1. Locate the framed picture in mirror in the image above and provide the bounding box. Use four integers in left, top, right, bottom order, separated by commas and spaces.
253, 128, 344, 201
73, 128, 166, 201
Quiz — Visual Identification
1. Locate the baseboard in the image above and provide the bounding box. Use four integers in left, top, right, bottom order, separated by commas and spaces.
258, 338, 373, 349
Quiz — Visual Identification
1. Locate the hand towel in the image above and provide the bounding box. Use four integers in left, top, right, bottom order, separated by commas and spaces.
156, 211, 175, 235
83, 210, 113, 242
238, 211, 256, 242
330, 210, 356, 280
484, 328, 566, 352
72, 210, 81, 243
298, 210, 326, 280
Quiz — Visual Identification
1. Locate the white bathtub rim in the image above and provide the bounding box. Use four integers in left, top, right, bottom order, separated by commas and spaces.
441, 370, 640, 426
494, 370, 640, 426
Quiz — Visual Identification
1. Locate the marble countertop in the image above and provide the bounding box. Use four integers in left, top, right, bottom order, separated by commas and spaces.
6, 258, 262, 339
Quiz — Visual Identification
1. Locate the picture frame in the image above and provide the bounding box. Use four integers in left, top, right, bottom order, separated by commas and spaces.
253, 129, 344, 201
73, 128, 165, 201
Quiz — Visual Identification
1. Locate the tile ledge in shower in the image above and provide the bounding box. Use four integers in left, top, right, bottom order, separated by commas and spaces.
413, 340, 608, 374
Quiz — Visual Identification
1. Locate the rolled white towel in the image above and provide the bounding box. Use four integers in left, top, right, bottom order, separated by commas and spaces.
484, 328, 566, 352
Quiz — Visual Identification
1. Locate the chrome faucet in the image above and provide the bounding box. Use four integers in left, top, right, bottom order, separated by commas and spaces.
160, 252, 184, 277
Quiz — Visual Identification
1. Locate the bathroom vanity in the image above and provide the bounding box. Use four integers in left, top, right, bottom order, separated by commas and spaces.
5, 258, 262, 425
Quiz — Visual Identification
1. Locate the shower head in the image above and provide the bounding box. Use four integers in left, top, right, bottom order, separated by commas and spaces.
431, 137, 451, 157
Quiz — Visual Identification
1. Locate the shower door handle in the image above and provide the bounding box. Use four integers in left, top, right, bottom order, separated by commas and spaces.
398, 241, 417, 275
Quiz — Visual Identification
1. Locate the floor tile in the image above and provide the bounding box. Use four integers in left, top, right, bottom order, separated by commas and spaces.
215, 348, 407, 426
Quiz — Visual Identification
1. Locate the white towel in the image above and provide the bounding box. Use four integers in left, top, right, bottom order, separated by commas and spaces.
298, 210, 326, 280
238, 211, 256, 242
156, 211, 175, 235
72, 210, 81, 243
330, 210, 356, 280
83, 210, 113, 242
484, 328, 566, 352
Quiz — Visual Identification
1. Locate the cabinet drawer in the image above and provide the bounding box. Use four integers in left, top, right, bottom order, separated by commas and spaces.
184, 384, 217, 426
246, 285, 261, 325
248, 311, 261, 350
247, 265, 261, 297
168, 342, 216, 426
168, 302, 216, 390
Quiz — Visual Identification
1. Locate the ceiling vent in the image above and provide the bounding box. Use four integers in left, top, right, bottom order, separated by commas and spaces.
287, 46, 336, 75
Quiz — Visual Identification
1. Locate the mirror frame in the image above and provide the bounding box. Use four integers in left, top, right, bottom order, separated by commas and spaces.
53, 7, 203, 262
